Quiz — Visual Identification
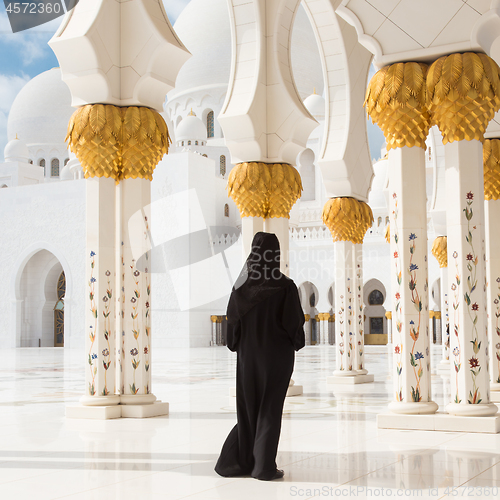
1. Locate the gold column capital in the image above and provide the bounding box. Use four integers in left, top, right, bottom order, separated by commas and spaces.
434, 311, 442, 319
210, 315, 218, 323
385, 311, 392, 319
304, 314, 310, 321
66, 104, 170, 182
427, 52, 500, 144
483, 139, 500, 200
226, 162, 302, 219
431, 236, 448, 268
322, 197, 374, 244
364, 62, 431, 150
318, 313, 331, 321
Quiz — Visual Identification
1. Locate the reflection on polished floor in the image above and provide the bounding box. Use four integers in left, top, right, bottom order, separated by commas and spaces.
1, 345, 499, 500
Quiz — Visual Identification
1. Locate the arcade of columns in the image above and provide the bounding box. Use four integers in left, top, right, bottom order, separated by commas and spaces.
46, 0, 500, 430
367, 53, 500, 427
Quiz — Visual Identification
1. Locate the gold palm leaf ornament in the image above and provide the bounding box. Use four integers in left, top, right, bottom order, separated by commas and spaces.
364, 62, 431, 150
483, 139, 500, 201
322, 197, 374, 244
427, 53, 500, 144
431, 236, 448, 268
66, 104, 170, 182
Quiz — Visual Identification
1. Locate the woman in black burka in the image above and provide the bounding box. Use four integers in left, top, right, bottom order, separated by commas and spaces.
215, 232, 305, 481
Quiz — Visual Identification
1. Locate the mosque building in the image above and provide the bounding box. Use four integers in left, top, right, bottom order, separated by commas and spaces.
0, 0, 445, 351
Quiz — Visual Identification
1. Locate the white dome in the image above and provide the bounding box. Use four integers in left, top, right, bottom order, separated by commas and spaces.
170, 0, 323, 100
7, 68, 74, 146
176, 112, 207, 142
60, 163, 73, 181
303, 93, 325, 118
4, 136, 30, 162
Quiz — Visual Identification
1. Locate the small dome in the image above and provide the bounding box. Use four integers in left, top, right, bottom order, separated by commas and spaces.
7, 68, 73, 146
176, 111, 207, 143
304, 92, 325, 118
60, 163, 73, 181
4, 136, 30, 162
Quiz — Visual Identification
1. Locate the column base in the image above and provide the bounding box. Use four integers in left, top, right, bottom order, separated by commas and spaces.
378, 411, 500, 433
327, 370, 374, 385
80, 395, 121, 406
446, 402, 498, 417
66, 401, 169, 420
388, 401, 438, 415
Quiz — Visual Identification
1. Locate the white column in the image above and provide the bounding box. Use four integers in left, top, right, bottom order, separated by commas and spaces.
304, 315, 311, 345
264, 217, 289, 275
354, 244, 369, 375
241, 216, 264, 259
388, 147, 437, 415
210, 316, 218, 346
80, 177, 120, 407
119, 178, 168, 416
328, 241, 373, 384
485, 199, 500, 401
445, 140, 497, 416
386, 312, 392, 344
438, 268, 450, 372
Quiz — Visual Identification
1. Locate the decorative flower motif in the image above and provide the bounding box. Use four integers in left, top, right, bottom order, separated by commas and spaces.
451, 284, 457, 291
131, 297, 137, 303
144, 347, 149, 354
339, 342, 344, 348
395, 293, 400, 300
90, 277, 96, 283
453, 251, 458, 258
146, 302, 150, 308
469, 357, 479, 368
409, 263, 418, 272
496, 343, 500, 350
394, 346, 400, 354
134, 270, 140, 277
394, 251, 399, 258
495, 299, 499, 305
453, 347, 460, 356
471, 303, 479, 311
130, 348, 138, 356
105, 270, 111, 276
466, 254, 473, 261
393, 193, 397, 199
426, 347, 429, 356
91, 353, 97, 360
466, 192, 474, 200
410, 320, 415, 325
102, 296, 108, 302
90, 251, 96, 257
145, 268, 149, 273
497, 277, 500, 283
102, 349, 109, 356
415, 352, 424, 360
409, 233, 417, 241
144, 216, 148, 221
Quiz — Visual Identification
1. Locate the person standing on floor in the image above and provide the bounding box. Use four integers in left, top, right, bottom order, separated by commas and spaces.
215, 231, 305, 481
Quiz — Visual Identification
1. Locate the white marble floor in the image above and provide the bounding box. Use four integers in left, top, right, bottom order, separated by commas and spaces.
0, 345, 499, 500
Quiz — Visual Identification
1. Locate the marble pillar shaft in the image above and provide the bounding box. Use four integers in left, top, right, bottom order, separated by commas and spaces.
334, 241, 358, 371
241, 216, 264, 260
485, 199, 500, 392
264, 217, 289, 275
120, 178, 155, 404
444, 140, 495, 416
441, 268, 450, 362
388, 146, 435, 413
83, 177, 119, 404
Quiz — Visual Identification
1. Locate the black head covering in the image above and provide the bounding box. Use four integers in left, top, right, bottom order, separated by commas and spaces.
226, 232, 291, 324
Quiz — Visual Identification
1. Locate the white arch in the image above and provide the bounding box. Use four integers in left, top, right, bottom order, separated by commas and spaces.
11, 242, 72, 348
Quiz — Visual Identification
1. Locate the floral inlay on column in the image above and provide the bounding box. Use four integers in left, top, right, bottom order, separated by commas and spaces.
356, 263, 364, 370
495, 277, 500, 384
130, 263, 141, 395
392, 194, 403, 402
451, 252, 462, 404
88, 251, 97, 396
102, 270, 112, 396
338, 295, 345, 371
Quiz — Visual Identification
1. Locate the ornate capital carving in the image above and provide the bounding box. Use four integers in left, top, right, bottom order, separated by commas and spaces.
322, 197, 374, 244
431, 236, 448, 268
483, 139, 500, 200
66, 104, 170, 182
427, 52, 500, 144
227, 162, 302, 219
304, 314, 311, 321
385, 311, 392, 320
364, 62, 431, 150
384, 224, 390, 244
210, 315, 218, 323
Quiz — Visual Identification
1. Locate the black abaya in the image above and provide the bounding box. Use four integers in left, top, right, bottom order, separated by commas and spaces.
215, 232, 305, 480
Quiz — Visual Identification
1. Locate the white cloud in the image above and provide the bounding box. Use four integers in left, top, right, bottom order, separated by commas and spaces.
0, 12, 61, 65
0, 73, 31, 157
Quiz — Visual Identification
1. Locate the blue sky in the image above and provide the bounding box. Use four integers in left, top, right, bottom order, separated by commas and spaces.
0, 0, 384, 161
